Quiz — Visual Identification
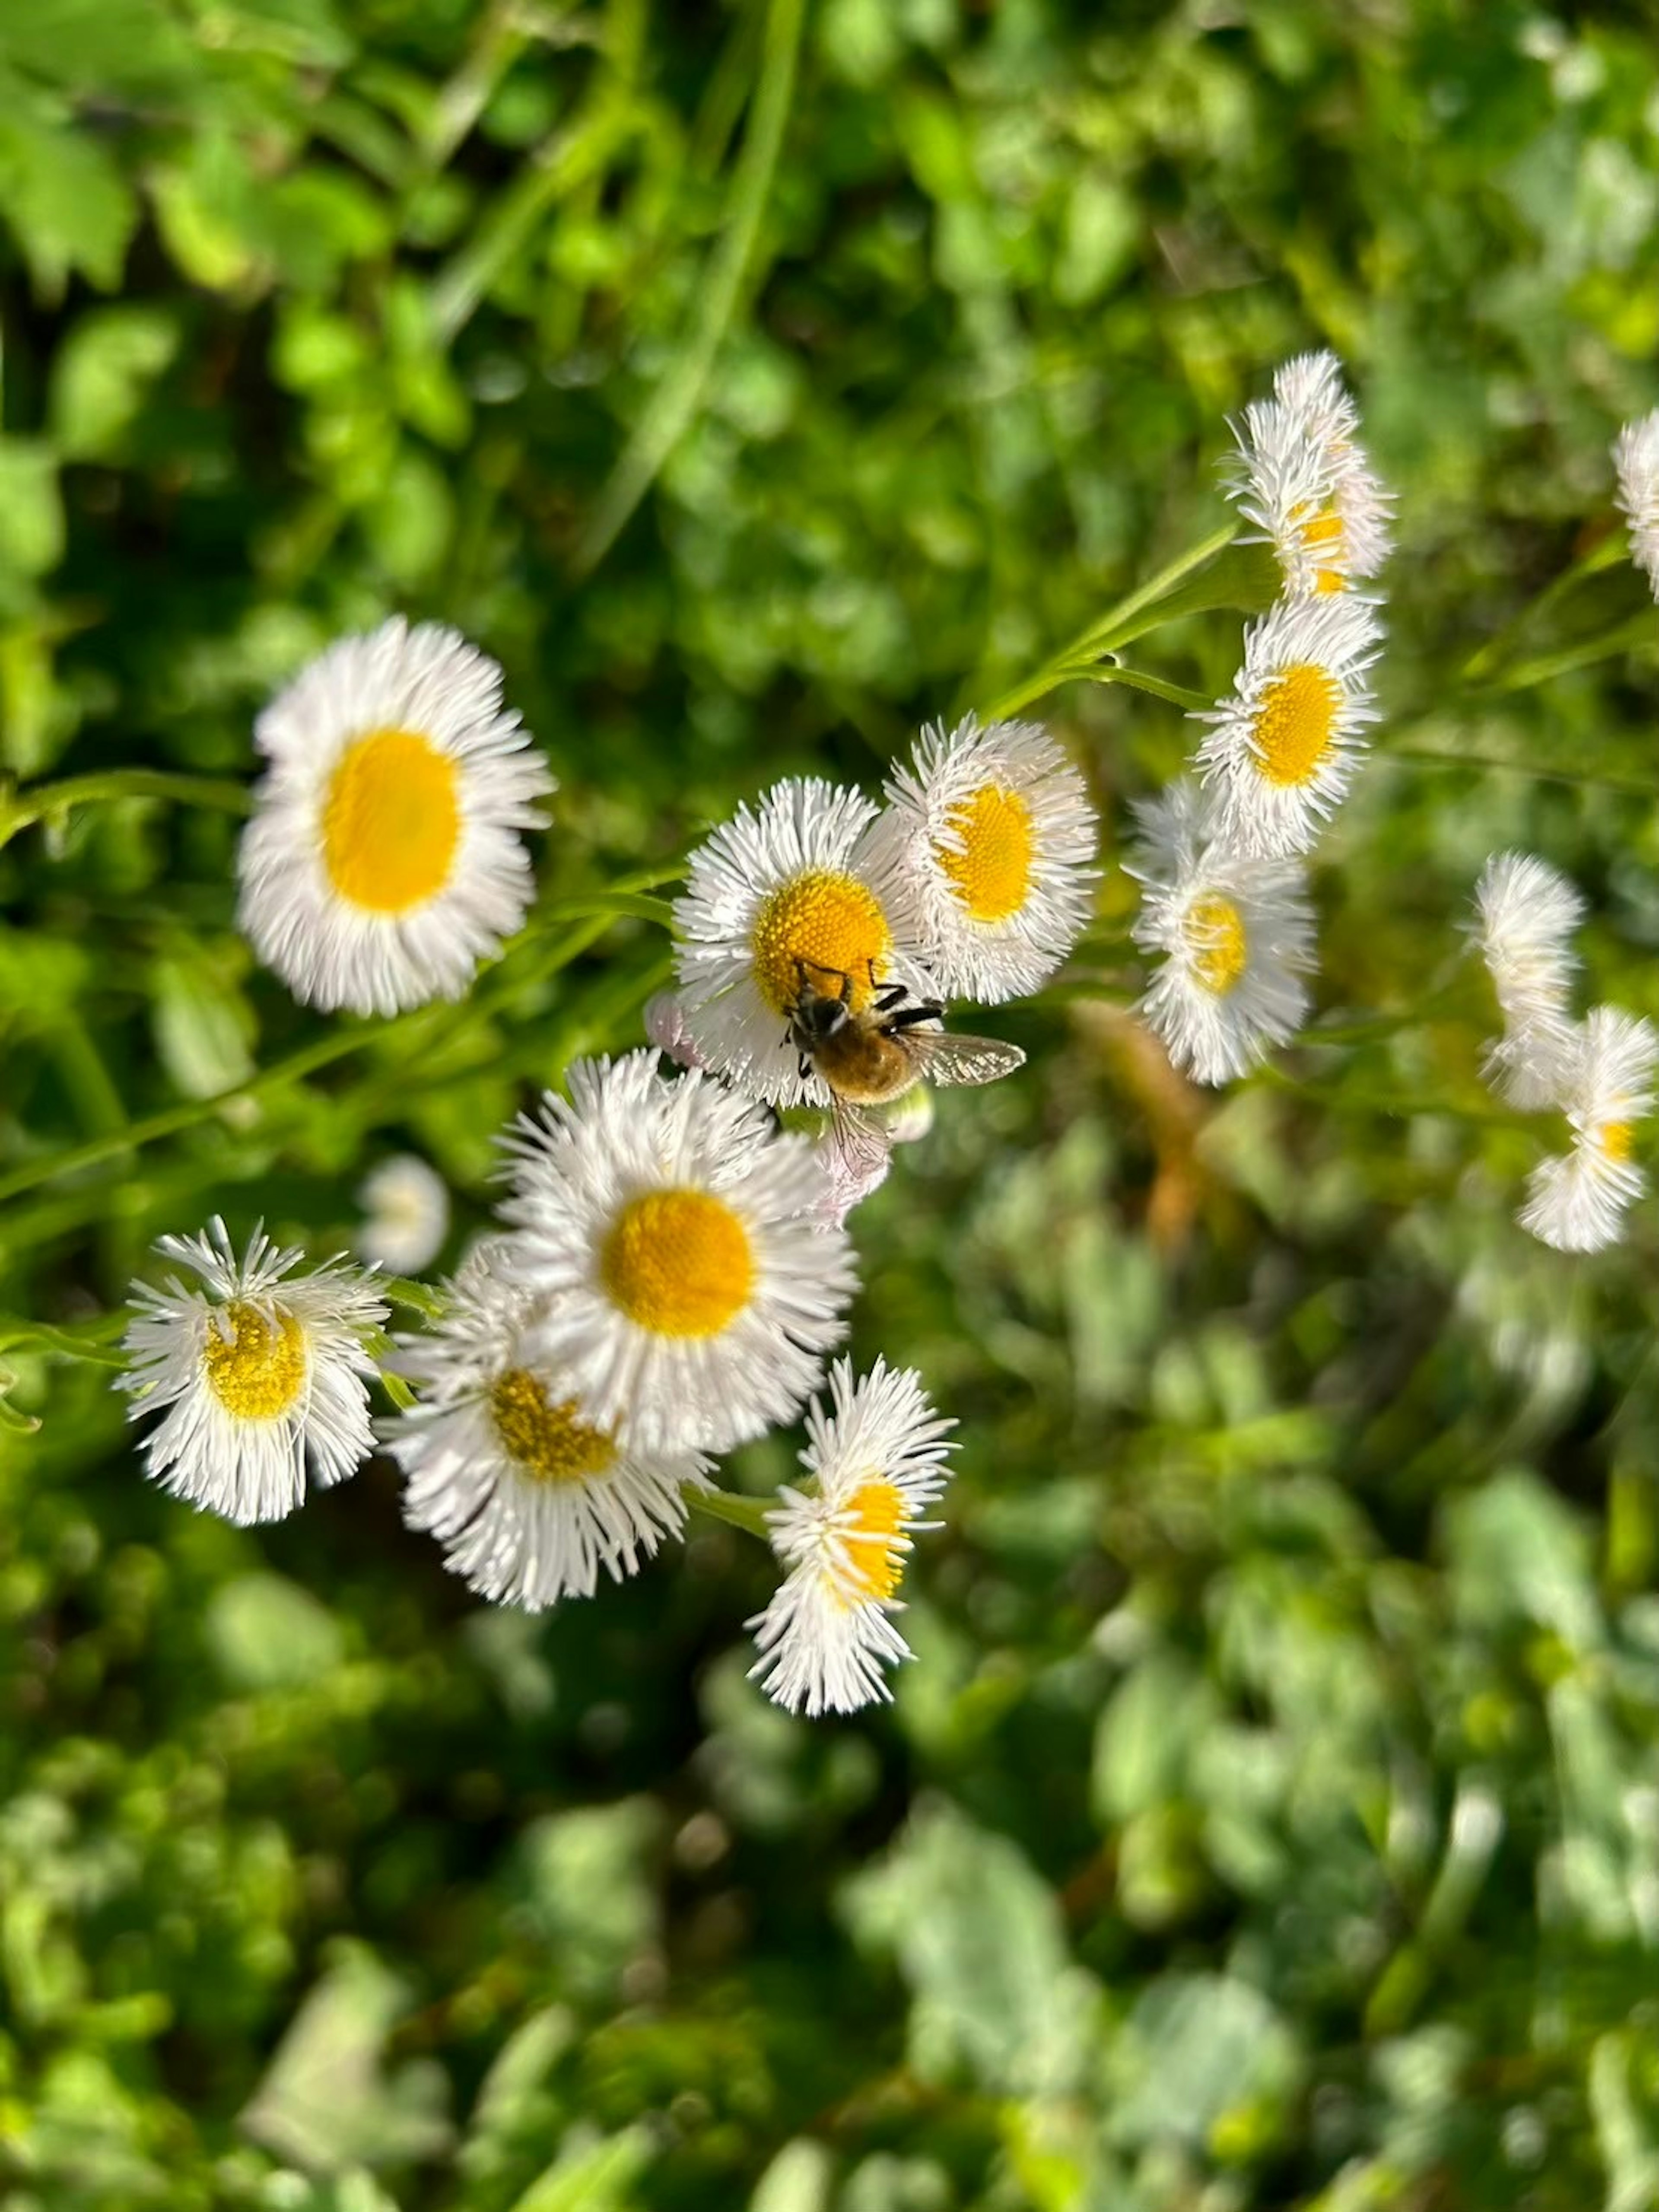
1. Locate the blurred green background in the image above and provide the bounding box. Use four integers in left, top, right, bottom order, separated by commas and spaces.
9, 0, 1659, 2205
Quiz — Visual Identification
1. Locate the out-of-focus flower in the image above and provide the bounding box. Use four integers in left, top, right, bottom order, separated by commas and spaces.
1519, 1008, 1658, 1252
356, 1154, 450, 1274
1473, 851, 1585, 1109
1614, 409, 1659, 600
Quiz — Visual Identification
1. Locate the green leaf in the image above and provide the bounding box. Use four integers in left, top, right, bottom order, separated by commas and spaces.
0, 78, 136, 294
49, 306, 180, 461
840, 1799, 1097, 2097
1105, 1975, 1305, 2155
238, 1947, 454, 2174
0, 441, 64, 581
149, 952, 257, 1101
205, 1573, 346, 1693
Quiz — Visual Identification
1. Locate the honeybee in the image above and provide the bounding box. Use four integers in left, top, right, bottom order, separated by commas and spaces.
785, 957, 1025, 1175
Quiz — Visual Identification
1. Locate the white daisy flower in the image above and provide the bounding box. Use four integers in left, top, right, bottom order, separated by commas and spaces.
237, 617, 555, 1018
748, 1357, 955, 1718
498, 1050, 857, 1454
1519, 1009, 1658, 1253
118, 1217, 387, 1525
1614, 410, 1659, 600
356, 1153, 451, 1275
1127, 780, 1316, 1085
386, 1241, 709, 1610
1227, 350, 1393, 597
860, 716, 1098, 1004
1193, 594, 1383, 858
671, 778, 936, 1108
1473, 851, 1586, 1109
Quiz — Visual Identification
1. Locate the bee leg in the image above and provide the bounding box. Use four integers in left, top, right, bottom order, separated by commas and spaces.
874, 982, 910, 1012
887, 1003, 944, 1032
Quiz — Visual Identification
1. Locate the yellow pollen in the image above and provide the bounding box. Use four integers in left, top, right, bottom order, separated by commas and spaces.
1183, 893, 1249, 996
1601, 1121, 1634, 1163
839, 1478, 908, 1604
935, 783, 1036, 923
751, 869, 891, 1016
1251, 663, 1341, 788
601, 1188, 754, 1338
201, 1301, 307, 1421
489, 1369, 617, 1483
322, 727, 461, 914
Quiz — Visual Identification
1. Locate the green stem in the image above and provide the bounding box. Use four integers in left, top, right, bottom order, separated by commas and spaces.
979, 522, 1248, 722
0, 770, 251, 854
1388, 745, 1659, 800
1460, 531, 1627, 684
379, 1277, 445, 1320
0, 885, 679, 1207
0, 1028, 372, 1207
1063, 662, 1212, 712
687, 1485, 772, 1542
0, 1313, 128, 1366
1477, 611, 1658, 695
572, 0, 807, 576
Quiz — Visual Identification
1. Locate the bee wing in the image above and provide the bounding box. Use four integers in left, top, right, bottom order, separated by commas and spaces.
906, 1031, 1027, 1089
827, 1095, 896, 1187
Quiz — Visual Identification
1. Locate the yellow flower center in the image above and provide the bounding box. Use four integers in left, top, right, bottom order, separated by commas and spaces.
1601, 1121, 1634, 1163
489, 1368, 617, 1483
935, 783, 1036, 923
1183, 893, 1249, 996
601, 1188, 754, 1338
1300, 507, 1349, 594
1251, 663, 1341, 788
201, 1300, 307, 1421
751, 869, 891, 1015
322, 727, 461, 914
839, 1477, 908, 1604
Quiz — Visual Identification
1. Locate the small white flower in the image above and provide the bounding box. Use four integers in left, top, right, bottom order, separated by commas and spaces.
386, 1242, 709, 1609
1614, 410, 1659, 600
238, 617, 555, 1017
748, 1357, 955, 1717
498, 1050, 858, 1454
1227, 350, 1393, 597
885, 1087, 935, 1145
118, 1218, 387, 1525
356, 1154, 451, 1275
1127, 780, 1316, 1085
1193, 595, 1383, 858
861, 716, 1098, 1003
1519, 1009, 1658, 1252
1473, 851, 1586, 1109
672, 778, 935, 1108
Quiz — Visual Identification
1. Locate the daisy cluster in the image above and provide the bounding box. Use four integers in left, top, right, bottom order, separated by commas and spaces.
1474, 853, 1658, 1252
120, 620, 1099, 1717
1127, 351, 1392, 1084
